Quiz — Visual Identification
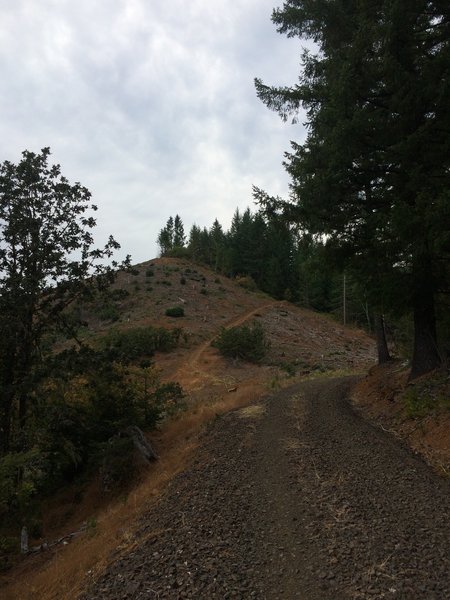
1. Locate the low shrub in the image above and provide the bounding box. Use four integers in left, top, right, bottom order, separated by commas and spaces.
100, 326, 181, 361
235, 275, 258, 291
403, 388, 438, 418
212, 321, 269, 362
280, 362, 296, 377
110, 288, 130, 301
96, 303, 120, 322
165, 306, 184, 318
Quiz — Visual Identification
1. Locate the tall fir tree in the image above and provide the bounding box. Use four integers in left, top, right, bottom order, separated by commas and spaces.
255, 0, 450, 377
157, 216, 174, 256
173, 214, 186, 248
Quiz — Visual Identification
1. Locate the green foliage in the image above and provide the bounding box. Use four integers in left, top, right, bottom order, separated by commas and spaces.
213, 321, 269, 362
99, 437, 135, 489
279, 362, 296, 377
0, 346, 185, 542
157, 214, 186, 256
91, 288, 129, 323
255, 1, 450, 376
96, 303, 120, 323
178, 208, 300, 300
85, 517, 98, 538
403, 388, 437, 419
236, 276, 258, 291
165, 306, 185, 318
99, 326, 181, 361
173, 215, 186, 248
402, 374, 450, 418
0, 449, 44, 518
145, 268, 154, 277
110, 288, 130, 301
167, 246, 191, 259
150, 382, 185, 420
0, 534, 17, 571
0, 148, 129, 454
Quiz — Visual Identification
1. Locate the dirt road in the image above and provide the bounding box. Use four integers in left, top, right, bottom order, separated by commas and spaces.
81, 378, 450, 599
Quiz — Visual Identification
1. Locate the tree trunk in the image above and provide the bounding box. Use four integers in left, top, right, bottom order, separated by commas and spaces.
375, 313, 391, 364
125, 426, 158, 461
409, 255, 441, 380
1, 352, 17, 453
18, 348, 33, 434
0, 386, 14, 454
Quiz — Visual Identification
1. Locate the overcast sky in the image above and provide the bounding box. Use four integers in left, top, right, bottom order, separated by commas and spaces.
0, 0, 308, 263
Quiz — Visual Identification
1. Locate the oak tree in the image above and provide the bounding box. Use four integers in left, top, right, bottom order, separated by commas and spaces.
0, 148, 128, 452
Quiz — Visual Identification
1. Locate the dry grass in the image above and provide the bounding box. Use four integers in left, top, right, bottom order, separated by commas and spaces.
0, 381, 264, 600
237, 404, 266, 419
283, 437, 306, 451
352, 362, 450, 476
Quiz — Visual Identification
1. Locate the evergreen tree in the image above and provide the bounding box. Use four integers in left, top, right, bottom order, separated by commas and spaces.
188, 224, 202, 261
173, 214, 186, 248
187, 224, 212, 264
199, 227, 212, 265
255, 0, 450, 377
157, 216, 174, 256
210, 219, 226, 271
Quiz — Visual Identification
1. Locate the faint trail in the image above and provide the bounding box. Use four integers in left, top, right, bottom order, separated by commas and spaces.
175, 300, 285, 389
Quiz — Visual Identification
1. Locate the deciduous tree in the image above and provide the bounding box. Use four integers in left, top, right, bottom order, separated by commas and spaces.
0, 148, 128, 452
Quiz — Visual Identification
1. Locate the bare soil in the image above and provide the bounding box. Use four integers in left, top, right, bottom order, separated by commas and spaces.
352, 362, 450, 476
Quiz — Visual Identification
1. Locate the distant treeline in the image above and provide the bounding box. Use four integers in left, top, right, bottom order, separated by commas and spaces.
157, 208, 449, 364
157, 210, 373, 327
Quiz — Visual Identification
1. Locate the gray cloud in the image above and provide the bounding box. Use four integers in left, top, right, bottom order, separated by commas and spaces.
0, 0, 307, 262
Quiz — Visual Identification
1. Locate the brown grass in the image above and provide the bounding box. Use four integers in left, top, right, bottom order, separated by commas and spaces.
237, 404, 266, 419
352, 362, 450, 476
0, 382, 264, 600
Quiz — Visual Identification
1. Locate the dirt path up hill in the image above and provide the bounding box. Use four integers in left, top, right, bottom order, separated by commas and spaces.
81, 378, 450, 600
174, 300, 283, 390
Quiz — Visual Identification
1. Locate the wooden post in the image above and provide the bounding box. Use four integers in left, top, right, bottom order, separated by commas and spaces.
343, 272, 347, 326
21, 526, 28, 554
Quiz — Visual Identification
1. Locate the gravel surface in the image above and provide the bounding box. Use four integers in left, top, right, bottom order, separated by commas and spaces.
81, 377, 450, 599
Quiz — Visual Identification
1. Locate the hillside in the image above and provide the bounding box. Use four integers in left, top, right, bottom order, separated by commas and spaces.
80, 256, 375, 379
1, 257, 448, 600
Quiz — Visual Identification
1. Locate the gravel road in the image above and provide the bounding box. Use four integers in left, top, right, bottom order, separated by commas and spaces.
81, 377, 450, 599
